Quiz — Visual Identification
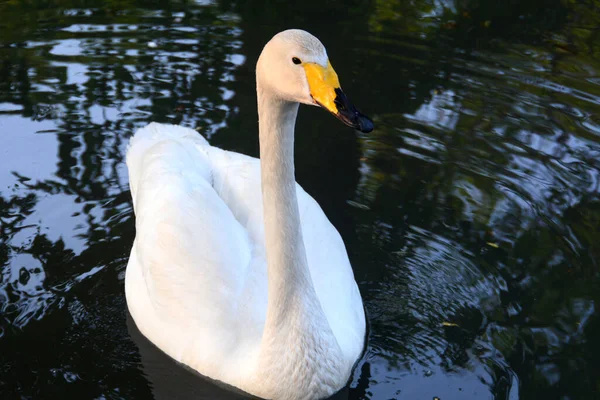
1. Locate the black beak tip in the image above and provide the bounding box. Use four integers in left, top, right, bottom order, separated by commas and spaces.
357, 114, 374, 133
329, 88, 374, 133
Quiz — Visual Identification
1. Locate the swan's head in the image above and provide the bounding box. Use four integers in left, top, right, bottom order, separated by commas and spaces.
257, 29, 374, 133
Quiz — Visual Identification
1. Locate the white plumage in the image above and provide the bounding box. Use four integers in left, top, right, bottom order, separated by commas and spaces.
125, 30, 368, 400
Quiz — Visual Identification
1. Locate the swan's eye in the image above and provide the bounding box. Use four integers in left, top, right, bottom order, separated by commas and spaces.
292, 57, 302, 65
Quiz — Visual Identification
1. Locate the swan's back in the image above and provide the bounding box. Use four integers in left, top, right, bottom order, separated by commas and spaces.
125, 123, 365, 392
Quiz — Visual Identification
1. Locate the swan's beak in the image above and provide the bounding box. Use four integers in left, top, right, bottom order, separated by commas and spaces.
304, 61, 374, 133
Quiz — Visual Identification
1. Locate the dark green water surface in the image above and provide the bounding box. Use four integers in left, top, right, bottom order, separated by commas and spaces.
1, 1, 600, 399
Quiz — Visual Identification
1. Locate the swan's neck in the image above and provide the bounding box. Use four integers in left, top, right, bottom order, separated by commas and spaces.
257, 88, 314, 323
255, 86, 344, 397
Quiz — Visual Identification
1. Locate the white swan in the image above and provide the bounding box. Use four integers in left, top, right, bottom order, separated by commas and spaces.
125, 29, 373, 400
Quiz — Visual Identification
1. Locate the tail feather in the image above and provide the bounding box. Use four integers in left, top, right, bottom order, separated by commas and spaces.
127, 123, 210, 202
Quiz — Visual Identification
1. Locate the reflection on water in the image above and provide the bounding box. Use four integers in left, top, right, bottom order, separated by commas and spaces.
1, 0, 599, 399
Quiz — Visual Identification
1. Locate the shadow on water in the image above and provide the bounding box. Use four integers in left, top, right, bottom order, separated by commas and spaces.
1, 0, 600, 399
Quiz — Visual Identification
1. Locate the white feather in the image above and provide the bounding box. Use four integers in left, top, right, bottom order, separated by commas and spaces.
125, 29, 366, 400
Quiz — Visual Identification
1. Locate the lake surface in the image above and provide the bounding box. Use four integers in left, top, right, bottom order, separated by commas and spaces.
1, 0, 599, 399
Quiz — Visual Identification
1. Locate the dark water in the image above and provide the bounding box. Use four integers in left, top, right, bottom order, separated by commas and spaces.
1, 0, 599, 399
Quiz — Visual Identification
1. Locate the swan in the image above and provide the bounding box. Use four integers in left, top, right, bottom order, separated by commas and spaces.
125, 29, 373, 400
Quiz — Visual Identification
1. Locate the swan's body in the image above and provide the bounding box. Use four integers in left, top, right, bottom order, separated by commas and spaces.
125, 30, 373, 400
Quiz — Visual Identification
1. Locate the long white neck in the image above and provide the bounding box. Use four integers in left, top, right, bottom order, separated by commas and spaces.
255, 84, 344, 398
257, 89, 311, 315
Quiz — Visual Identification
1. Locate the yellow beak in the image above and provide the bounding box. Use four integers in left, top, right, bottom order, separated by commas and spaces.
303, 61, 341, 113
303, 61, 374, 133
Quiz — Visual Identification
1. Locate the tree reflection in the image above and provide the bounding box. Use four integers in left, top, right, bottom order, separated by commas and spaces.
0, 0, 243, 397
353, 0, 600, 398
